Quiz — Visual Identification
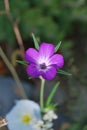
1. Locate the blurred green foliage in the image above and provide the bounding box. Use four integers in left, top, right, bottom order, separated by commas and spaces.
68, 124, 87, 130
0, 0, 87, 54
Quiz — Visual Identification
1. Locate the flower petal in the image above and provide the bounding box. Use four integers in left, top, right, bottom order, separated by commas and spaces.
6, 100, 41, 130
26, 64, 40, 78
39, 43, 54, 58
40, 66, 56, 80
25, 48, 39, 63
49, 54, 64, 69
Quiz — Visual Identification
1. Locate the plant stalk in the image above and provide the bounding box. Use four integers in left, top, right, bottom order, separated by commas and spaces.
40, 77, 45, 111
0, 47, 27, 99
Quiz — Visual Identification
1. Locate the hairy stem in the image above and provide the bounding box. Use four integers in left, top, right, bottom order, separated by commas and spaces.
40, 77, 45, 111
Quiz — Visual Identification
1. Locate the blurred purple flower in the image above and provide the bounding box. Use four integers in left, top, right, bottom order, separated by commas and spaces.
25, 43, 64, 80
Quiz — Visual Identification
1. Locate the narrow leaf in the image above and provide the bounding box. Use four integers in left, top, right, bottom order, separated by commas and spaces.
32, 33, 39, 49
16, 60, 28, 66
58, 69, 72, 76
47, 103, 58, 110
46, 82, 60, 106
43, 103, 58, 112
55, 41, 61, 52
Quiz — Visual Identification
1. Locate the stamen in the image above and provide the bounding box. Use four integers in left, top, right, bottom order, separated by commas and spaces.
22, 115, 31, 124
40, 63, 46, 70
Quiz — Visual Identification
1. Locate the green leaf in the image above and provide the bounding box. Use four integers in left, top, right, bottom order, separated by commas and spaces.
55, 41, 61, 52
42, 103, 58, 112
43, 103, 58, 112
47, 103, 58, 110
83, 125, 87, 130
16, 60, 28, 66
58, 69, 72, 76
46, 82, 60, 106
32, 33, 39, 49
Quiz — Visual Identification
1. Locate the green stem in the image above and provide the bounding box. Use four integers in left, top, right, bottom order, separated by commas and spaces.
40, 77, 45, 111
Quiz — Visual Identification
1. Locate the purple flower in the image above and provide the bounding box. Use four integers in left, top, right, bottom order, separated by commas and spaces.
25, 43, 64, 80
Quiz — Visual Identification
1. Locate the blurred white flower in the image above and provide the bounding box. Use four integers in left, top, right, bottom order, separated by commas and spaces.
43, 121, 53, 129
43, 110, 57, 122
33, 120, 44, 130
6, 100, 41, 130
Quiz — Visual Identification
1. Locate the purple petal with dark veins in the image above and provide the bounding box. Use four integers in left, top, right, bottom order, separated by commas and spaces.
40, 66, 56, 80
25, 48, 39, 64
39, 43, 54, 58
26, 64, 40, 78
49, 54, 64, 69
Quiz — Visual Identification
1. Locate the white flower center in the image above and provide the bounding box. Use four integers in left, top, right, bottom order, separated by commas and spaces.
21, 114, 31, 124
38, 56, 50, 67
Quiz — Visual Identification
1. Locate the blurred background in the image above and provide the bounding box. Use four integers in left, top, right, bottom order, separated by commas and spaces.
0, 0, 87, 130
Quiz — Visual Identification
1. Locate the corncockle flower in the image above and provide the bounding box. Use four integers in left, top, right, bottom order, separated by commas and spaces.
25, 43, 64, 80
6, 100, 41, 130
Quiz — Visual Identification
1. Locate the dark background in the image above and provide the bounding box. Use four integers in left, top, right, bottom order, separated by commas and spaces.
0, 0, 87, 130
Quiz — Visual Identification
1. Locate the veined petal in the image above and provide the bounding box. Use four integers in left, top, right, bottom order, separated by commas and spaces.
49, 54, 64, 69
40, 66, 56, 80
39, 43, 54, 58
26, 64, 40, 78
25, 48, 39, 63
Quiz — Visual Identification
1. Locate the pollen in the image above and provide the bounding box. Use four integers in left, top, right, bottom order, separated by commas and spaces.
22, 115, 31, 124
